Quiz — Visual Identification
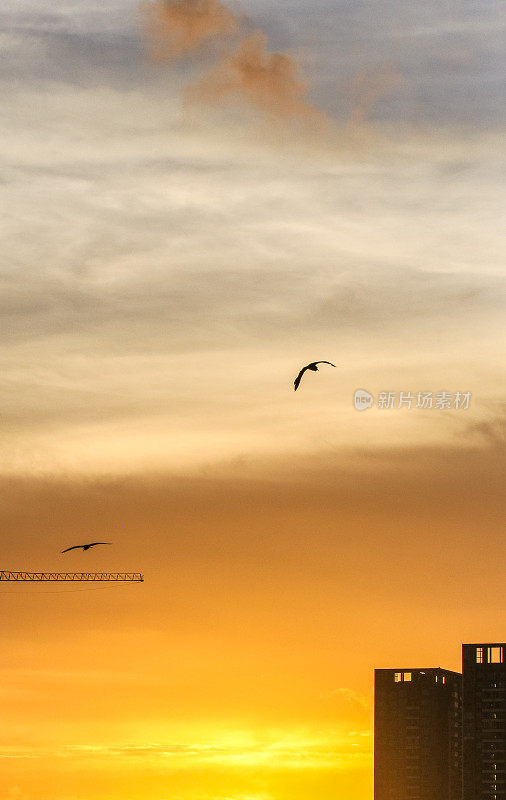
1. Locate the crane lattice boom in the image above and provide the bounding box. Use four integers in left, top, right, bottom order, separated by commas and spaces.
0, 571, 143, 582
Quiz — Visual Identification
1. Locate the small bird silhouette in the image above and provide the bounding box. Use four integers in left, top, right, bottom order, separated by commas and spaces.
61, 542, 111, 554
294, 361, 336, 391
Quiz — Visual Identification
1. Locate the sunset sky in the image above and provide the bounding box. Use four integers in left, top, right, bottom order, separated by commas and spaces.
1, 0, 505, 798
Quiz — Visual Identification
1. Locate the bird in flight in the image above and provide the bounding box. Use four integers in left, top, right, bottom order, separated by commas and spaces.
294, 361, 336, 391
61, 542, 111, 553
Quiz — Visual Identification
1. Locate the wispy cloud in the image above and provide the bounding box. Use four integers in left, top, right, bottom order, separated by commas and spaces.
0, 732, 372, 769
62, 732, 372, 768
141, 0, 238, 60
141, 0, 327, 123
327, 688, 371, 710
185, 31, 327, 124
347, 64, 403, 130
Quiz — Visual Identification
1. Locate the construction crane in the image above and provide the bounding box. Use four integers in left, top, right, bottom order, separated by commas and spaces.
0, 571, 143, 582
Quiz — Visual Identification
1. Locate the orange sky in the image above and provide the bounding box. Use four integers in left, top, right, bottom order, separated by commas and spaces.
1, 434, 505, 799
1, 0, 505, 798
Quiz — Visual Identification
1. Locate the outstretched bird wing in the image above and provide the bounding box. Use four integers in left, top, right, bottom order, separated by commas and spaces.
61, 542, 111, 553
294, 361, 336, 390
294, 365, 309, 391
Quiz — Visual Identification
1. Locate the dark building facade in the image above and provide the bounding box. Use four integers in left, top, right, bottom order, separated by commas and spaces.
375, 667, 462, 800
463, 643, 506, 800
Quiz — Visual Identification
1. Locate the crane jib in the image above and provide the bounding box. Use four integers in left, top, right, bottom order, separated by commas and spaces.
0, 571, 144, 582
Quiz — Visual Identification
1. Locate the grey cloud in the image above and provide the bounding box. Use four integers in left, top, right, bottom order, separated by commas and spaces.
308, 268, 505, 331
460, 408, 506, 450
1, 0, 504, 126
1, 262, 503, 351
1, 116, 503, 384
252, 0, 505, 127
0, 25, 146, 90
0, 5, 503, 454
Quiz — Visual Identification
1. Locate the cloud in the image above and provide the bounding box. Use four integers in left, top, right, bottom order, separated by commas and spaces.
462, 410, 506, 449
347, 64, 403, 128
0, 90, 503, 474
328, 688, 371, 710
1, 3, 504, 479
140, 0, 326, 122
1, 0, 503, 126
48, 733, 370, 768
185, 31, 327, 123
140, 0, 238, 61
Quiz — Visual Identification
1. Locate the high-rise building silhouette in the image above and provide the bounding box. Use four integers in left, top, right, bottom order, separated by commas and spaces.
463, 643, 506, 800
374, 667, 462, 800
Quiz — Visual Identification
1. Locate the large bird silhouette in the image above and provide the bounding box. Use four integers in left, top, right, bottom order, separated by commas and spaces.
61, 542, 111, 554
294, 361, 336, 391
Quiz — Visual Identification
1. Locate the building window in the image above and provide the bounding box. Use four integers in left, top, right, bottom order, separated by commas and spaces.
394, 672, 402, 682
476, 647, 484, 663
488, 647, 504, 664
404, 672, 412, 682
